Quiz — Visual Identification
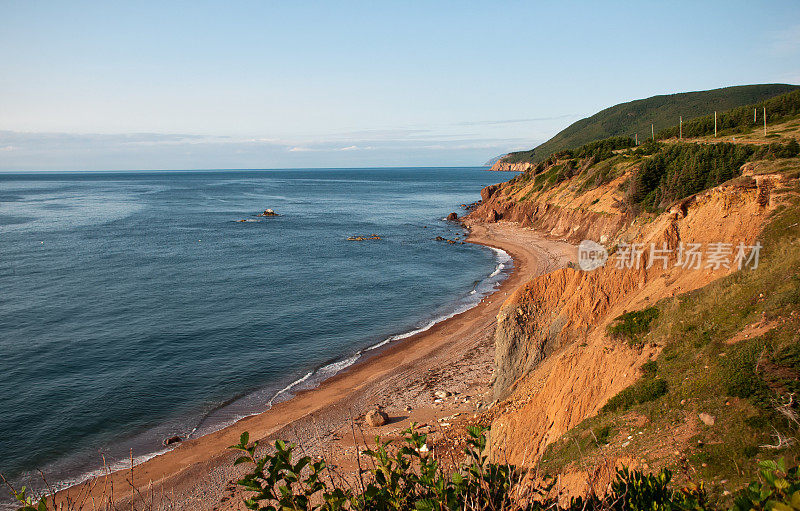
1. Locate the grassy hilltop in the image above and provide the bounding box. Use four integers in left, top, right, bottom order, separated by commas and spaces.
9, 88, 800, 511
504, 84, 799, 164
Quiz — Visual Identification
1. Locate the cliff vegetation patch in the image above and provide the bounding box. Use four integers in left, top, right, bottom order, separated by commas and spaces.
607, 307, 660, 345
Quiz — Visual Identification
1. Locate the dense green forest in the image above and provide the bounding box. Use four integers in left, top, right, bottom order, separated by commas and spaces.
627, 140, 800, 211
506, 136, 636, 165
508, 135, 800, 213
657, 89, 800, 139
502, 84, 798, 164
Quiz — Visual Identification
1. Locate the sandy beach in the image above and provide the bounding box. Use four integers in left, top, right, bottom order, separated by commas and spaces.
55, 222, 576, 510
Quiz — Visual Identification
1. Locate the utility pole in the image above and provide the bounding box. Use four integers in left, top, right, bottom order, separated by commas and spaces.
635, 133, 638, 145
679, 116, 682, 139
754, 108, 757, 123
651, 123, 655, 140
764, 107, 767, 137
714, 111, 717, 137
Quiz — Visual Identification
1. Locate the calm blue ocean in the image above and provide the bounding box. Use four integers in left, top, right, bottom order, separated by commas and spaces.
0, 167, 515, 495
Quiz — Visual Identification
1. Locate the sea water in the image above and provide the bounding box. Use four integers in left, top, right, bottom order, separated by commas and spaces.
0, 167, 515, 500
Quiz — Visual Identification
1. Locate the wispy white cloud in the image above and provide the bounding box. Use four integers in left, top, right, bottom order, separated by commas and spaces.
0, 129, 544, 170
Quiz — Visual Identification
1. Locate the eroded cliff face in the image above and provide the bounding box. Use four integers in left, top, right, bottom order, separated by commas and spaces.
490, 159, 534, 172
467, 163, 633, 244
469, 170, 785, 468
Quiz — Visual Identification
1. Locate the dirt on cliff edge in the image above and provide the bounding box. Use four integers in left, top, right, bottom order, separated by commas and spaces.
464, 158, 794, 500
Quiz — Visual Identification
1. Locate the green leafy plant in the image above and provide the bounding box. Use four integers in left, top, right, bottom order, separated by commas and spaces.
732, 459, 800, 511
9, 487, 49, 511
229, 427, 714, 511
229, 425, 537, 511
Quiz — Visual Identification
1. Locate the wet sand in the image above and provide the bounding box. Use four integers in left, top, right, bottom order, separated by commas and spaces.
55, 222, 576, 510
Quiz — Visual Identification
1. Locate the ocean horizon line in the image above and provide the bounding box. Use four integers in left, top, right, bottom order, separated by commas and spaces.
0, 165, 493, 175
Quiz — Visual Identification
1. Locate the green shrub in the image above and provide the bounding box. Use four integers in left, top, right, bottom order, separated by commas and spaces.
608, 307, 660, 344
224, 427, 709, 511
641, 360, 658, 377
722, 339, 769, 400
227, 426, 531, 511
594, 425, 613, 445
628, 143, 755, 211
602, 377, 669, 413
633, 140, 661, 156
732, 459, 800, 511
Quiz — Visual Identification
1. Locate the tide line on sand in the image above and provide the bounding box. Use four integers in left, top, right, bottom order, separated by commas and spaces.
264, 246, 513, 409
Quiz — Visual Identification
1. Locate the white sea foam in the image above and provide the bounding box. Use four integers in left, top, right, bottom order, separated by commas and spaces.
8, 244, 515, 510
267, 244, 515, 410
16, 448, 174, 509
365, 245, 512, 353
315, 354, 362, 379
488, 263, 505, 278
267, 370, 314, 407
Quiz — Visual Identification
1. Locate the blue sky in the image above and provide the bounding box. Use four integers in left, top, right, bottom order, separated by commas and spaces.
1, 1, 798, 170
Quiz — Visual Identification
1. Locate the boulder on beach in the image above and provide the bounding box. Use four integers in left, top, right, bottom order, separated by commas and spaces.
446, 212, 458, 221
365, 408, 389, 427
163, 436, 182, 446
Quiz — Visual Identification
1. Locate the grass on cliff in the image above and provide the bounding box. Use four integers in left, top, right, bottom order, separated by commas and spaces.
502, 99, 800, 217
503, 84, 798, 164
540, 186, 800, 506
607, 307, 660, 345
505, 136, 799, 216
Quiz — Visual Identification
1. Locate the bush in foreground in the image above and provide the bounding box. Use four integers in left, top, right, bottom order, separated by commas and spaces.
225, 426, 791, 511
8, 428, 800, 510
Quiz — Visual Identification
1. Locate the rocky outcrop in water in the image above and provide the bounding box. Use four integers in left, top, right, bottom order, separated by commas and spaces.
347, 234, 381, 241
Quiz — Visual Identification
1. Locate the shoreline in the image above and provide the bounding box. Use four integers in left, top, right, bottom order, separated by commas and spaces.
52, 221, 577, 510
20, 233, 512, 502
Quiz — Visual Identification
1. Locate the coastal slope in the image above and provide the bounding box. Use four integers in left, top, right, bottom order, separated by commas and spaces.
463, 103, 800, 499
41, 89, 800, 510
54, 224, 576, 510
491, 83, 798, 170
